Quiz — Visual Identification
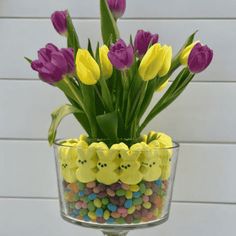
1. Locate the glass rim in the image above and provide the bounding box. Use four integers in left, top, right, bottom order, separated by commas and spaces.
53, 138, 180, 150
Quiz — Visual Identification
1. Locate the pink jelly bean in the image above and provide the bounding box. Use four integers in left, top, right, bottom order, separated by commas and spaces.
81, 202, 87, 209
143, 195, 149, 202
118, 207, 127, 214
75, 201, 83, 209
146, 212, 153, 220
121, 212, 128, 218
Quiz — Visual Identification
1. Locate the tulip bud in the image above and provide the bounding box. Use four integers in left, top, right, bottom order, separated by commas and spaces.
156, 79, 169, 92
108, 39, 134, 70
99, 45, 113, 79
188, 43, 213, 73
76, 49, 101, 85
138, 43, 172, 81
51, 10, 68, 36
134, 30, 159, 58
31, 43, 74, 85
107, 0, 126, 20
180, 41, 198, 65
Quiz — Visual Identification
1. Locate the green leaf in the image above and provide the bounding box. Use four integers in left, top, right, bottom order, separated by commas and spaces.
174, 30, 198, 61
87, 39, 94, 57
100, 0, 120, 44
67, 12, 80, 56
48, 104, 82, 145
96, 111, 118, 139
99, 79, 114, 112
139, 69, 193, 133
24, 57, 32, 64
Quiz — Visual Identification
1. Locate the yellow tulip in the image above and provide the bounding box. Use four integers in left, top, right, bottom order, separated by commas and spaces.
138, 43, 172, 81
156, 79, 169, 92
76, 49, 100, 85
158, 46, 172, 77
180, 41, 199, 65
99, 45, 113, 79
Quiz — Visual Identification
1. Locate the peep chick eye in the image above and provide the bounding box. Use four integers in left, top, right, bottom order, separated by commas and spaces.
104, 164, 107, 167
153, 162, 156, 165
84, 160, 87, 163
98, 162, 101, 166
127, 164, 131, 167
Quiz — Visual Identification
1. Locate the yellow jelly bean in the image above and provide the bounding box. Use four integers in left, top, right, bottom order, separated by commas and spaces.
128, 206, 136, 215
145, 188, 153, 196
125, 191, 133, 199
143, 202, 152, 209
103, 210, 110, 220
153, 209, 159, 217
94, 199, 102, 208
88, 211, 97, 220
130, 185, 140, 192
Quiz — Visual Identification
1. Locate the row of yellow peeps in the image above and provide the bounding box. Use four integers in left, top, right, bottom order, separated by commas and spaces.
58, 132, 173, 185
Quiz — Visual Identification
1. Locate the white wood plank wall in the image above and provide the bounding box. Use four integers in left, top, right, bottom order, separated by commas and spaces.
0, 1, 235, 235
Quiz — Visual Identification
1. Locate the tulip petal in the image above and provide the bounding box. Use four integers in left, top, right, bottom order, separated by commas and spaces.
158, 46, 172, 77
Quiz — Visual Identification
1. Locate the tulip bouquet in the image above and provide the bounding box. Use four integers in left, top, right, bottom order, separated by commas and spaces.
27, 0, 213, 146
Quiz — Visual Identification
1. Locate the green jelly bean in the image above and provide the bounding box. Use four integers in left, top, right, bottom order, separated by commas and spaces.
133, 198, 143, 206
116, 218, 126, 224
139, 182, 146, 194
88, 202, 95, 212
133, 219, 141, 224
79, 209, 88, 217
80, 196, 89, 203
102, 198, 109, 205
116, 189, 125, 197
78, 182, 85, 191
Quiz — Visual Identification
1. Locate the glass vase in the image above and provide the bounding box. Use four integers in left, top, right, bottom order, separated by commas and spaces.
53, 138, 179, 236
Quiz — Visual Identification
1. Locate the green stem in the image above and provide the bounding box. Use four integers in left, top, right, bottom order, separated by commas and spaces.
99, 78, 114, 111
57, 77, 97, 137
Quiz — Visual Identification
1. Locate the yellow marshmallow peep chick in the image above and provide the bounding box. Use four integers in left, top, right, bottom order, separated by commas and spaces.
156, 132, 173, 180
59, 139, 80, 183
96, 142, 121, 185
119, 143, 143, 185
75, 141, 98, 183
140, 142, 162, 182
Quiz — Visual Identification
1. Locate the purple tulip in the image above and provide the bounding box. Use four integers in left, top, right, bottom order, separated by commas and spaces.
188, 43, 213, 73
108, 39, 134, 70
51, 10, 68, 36
134, 30, 159, 57
107, 0, 126, 19
31, 43, 74, 84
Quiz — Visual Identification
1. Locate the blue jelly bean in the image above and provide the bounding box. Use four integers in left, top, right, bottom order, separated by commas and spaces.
133, 191, 141, 198
107, 203, 117, 212
107, 218, 115, 224
78, 191, 85, 197
155, 179, 162, 187
83, 215, 90, 221
88, 193, 97, 201
95, 208, 104, 217
124, 199, 133, 209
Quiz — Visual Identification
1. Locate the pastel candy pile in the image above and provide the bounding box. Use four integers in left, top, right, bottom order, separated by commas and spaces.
63, 179, 169, 224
